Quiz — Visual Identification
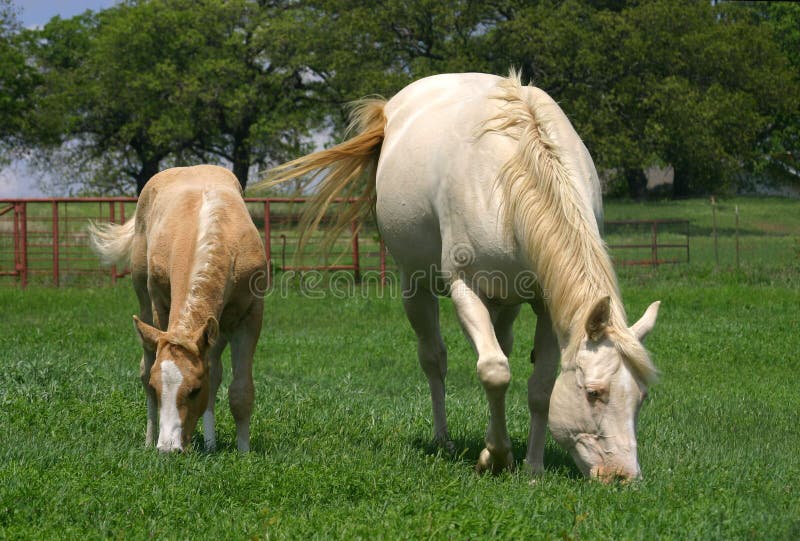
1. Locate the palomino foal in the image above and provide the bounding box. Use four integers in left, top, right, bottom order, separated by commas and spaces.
91, 165, 266, 452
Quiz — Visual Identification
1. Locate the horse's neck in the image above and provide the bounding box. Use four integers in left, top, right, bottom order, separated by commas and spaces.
167, 242, 231, 336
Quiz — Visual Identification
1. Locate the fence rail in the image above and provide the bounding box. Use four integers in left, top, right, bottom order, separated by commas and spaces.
605, 219, 691, 266
0, 197, 389, 288
0, 197, 686, 288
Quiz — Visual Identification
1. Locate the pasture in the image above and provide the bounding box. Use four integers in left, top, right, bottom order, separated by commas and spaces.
1, 263, 798, 539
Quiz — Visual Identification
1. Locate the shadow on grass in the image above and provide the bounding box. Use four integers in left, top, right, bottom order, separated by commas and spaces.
411, 435, 582, 480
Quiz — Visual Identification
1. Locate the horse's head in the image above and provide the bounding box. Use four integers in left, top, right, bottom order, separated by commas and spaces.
548, 297, 660, 482
133, 316, 218, 452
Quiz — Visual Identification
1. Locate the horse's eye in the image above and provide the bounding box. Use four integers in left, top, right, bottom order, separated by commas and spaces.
188, 387, 201, 399
587, 389, 601, 400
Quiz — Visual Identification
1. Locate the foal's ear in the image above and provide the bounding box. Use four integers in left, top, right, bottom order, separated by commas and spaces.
631, 301, 660, 342
194, 316, 219, 355
133, 316, 163, 352
585, 296, 611, 341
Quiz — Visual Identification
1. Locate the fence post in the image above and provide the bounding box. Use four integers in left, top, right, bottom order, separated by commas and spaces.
651, 221, 659, 266
109, 201, 117, 285
19, 202, 28, 288
686, 220, 691, 264
735, 205, 740, 269
52, 201, 60, 287
351, 221, 361, 284
263, 200, 272, 288
13, 202, 20, 284
711, 196, 719, 267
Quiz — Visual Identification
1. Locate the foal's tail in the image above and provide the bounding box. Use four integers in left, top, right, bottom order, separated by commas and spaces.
88, 212, 136, 266
257, 98, 387, 253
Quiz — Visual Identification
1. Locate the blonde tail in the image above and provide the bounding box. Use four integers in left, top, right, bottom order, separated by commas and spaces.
257, 98, 387, 253
88, 212, 136, 266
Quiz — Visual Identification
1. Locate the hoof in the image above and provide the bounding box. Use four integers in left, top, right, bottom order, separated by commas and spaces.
524, 459, 545, 477
475, 447, 514, 475
435, 437, 456, 456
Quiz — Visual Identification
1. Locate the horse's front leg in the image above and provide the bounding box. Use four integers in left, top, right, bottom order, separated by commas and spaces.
140, 352, 157, 447
525, 303, 559, 476
450, 278, 514, 474
202, 337, 227, 452
135, 282, 159, 448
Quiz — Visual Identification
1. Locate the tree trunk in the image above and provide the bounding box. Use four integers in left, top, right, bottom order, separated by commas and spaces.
136, 159, 161, 195
671, 170, 691, 199
625, 168, 648, 200
232, 135, 251, 191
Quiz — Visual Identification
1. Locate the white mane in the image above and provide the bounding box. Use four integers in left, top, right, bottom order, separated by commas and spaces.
488, 71, 657, 384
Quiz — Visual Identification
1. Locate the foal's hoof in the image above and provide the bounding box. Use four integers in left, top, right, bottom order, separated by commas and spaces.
475, 447, 514, 475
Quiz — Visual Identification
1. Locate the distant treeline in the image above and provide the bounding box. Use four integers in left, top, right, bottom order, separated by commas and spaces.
0, 0, 798, 197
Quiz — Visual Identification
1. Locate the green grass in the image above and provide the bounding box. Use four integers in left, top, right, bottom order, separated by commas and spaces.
1, 271, 799, 539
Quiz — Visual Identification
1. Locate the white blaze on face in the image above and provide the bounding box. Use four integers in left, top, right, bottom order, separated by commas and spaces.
157, 360, 184, 452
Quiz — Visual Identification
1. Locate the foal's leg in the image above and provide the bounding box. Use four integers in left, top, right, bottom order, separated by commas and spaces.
525, 303, 560, 475
139, 351, 157, 447
202, 337, 228, 452
450, 279, 513, 474
402, 283, 451, 452
134, 277, 158, 447
228, 302, 262, 452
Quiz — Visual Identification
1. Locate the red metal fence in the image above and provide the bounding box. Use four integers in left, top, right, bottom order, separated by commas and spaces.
604, 219, 691, 266
0, 198, 687, 288
0, 197, 389, 288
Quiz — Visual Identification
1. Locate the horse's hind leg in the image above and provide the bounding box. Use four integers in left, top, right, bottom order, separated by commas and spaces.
228, 301, 262, 452
202, 337, 228, 452
402, 282, 451, 452
525, 302, 559, 476
450, 279, 514, 474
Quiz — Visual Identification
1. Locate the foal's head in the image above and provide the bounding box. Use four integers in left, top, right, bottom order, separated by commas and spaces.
548, 298, 660, 482
134, 316, 218, 452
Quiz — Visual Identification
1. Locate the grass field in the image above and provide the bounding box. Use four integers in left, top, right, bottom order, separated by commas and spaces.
1, 265, 799, 538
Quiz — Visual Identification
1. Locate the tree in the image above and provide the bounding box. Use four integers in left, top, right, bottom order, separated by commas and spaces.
0, 0, 37, 163
478, 0, 799, 197
26, 5, 201, 194
25, 0, 319, 194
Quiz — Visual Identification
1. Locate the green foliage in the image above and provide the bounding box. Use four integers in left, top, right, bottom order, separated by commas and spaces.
477, 0, 798, 196
3, 0, 799, 197
23, 0, 320, 194
0, 0, 37, 161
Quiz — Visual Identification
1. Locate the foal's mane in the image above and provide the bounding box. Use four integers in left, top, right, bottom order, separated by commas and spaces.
487, 71, 657, 384
175, 189, 231, 338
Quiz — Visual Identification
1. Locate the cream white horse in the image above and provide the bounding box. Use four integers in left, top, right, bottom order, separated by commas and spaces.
90, 165, 266, 452
263, 72, 660, 481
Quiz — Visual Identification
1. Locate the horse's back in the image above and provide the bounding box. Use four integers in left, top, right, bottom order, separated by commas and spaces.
376, 73, 602, 297
132, 165, 264, 289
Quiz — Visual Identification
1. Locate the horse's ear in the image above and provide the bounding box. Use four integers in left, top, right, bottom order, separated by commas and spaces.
133, 316, 163, 352
195, 317, 219, 355
631, 301, 660, 342
585, 296, 611, 341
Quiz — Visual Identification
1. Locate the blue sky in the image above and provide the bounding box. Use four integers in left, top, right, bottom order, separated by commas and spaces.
17, 0, 119, 28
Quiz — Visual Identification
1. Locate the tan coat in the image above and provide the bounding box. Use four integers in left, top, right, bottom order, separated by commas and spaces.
91, 164, 266, 452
